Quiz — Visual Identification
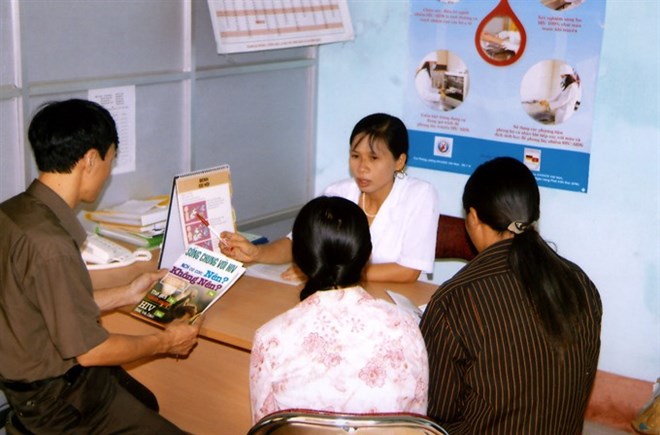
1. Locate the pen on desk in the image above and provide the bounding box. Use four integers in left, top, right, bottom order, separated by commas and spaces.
194, 212, 228, 246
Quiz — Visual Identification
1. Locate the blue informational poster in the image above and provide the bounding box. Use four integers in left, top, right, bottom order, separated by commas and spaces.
405, 0, 606, 192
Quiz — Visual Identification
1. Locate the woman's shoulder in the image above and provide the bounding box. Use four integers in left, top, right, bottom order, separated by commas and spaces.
398, 175, 436, 194
560, 256, 602, 304
391, 176, 438, 209
322, 179, 359, 198
348, 287, 421, 326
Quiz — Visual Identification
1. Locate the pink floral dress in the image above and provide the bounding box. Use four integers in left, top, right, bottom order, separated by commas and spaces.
249, 286, 428, 422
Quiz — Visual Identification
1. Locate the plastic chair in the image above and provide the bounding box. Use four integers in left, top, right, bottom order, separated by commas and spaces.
247, 409, 449, 435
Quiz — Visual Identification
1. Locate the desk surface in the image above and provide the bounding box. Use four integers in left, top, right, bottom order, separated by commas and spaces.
91, 255, 439, 351
92, 255, 439, 433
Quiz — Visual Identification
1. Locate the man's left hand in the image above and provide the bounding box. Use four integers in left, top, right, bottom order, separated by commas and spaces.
126, 269, 168, 306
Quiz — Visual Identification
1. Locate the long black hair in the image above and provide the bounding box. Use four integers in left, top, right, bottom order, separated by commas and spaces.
292, 196, 372, 301
462, 157, 588, 346
561, 73, 578, 90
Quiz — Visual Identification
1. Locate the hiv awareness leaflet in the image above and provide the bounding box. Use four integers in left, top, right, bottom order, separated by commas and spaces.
134, 245, 245, 324
405, 0, 606, 192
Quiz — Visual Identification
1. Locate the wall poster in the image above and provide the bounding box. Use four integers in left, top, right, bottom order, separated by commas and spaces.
405, 0, 606, 192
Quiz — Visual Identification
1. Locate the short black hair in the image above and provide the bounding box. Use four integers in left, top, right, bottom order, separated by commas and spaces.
28, 99, 118, 173
292, 196, 372, 301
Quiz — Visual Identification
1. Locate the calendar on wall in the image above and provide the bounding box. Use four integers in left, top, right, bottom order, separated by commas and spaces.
207, 0, 354, 54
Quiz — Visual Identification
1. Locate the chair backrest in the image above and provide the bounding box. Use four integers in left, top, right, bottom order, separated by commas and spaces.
435, 214, 476, 261
247, 409, 449, 435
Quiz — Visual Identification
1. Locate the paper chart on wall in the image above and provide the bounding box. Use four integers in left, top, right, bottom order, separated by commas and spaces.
404, 0, 606, 192
206, 0, 354, 54
88, 86, 136, 175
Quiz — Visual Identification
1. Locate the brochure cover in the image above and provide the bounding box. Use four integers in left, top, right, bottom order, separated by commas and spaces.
134, 245, 245, 324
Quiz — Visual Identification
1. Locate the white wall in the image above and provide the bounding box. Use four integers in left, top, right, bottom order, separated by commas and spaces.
0, 1, 316, 242
316, 1, 659, 382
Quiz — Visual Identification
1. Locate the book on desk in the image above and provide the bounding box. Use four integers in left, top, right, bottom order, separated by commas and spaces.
86, 196, 169, 227
93, 224, 164, 249
85, 196, 169, 249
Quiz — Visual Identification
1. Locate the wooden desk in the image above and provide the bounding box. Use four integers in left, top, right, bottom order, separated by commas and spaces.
92, 260, 438, 434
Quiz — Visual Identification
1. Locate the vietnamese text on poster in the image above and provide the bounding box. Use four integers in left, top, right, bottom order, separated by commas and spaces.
405, 0, 606, 192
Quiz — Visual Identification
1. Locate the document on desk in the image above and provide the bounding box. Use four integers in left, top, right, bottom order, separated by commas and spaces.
245, 263, 303, 287
386, 290, 426, 324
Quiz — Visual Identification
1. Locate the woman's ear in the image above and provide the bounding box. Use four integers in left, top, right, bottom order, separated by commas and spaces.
465, 207, 486, 252
466, 207, 479, 226
395, 153, 407, 172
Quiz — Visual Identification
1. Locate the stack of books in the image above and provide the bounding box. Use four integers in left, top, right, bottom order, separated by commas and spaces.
85, 196, 169, 248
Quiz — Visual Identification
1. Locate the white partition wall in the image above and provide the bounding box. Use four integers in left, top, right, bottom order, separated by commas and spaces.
0, 0, 317, 239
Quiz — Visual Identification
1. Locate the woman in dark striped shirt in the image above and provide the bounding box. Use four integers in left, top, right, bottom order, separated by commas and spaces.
420, 157, 602, 434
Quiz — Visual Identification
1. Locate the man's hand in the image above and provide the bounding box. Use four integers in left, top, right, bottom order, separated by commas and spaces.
125, 269, 168, 306
77, 315, 205, 367
94, 269, 167, 312
162, 316, 204, 357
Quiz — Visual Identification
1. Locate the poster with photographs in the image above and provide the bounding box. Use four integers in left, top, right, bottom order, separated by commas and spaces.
405, 0, 605, 192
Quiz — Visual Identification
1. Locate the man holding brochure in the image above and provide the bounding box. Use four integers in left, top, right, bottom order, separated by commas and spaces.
0, 99, 201, 433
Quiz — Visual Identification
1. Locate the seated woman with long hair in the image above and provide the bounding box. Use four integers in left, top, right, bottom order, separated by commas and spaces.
420, 157, 602, 434
249, 196, 428, 422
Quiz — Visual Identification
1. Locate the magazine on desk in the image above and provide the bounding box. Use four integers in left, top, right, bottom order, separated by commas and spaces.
133, 245, 245, 324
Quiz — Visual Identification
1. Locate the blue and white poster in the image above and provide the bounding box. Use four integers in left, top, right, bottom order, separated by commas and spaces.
405, 0, 606, 192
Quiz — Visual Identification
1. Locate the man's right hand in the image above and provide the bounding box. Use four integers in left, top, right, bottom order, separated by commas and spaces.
162, 316, 204, 357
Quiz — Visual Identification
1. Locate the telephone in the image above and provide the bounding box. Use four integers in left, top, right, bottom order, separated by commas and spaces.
81, 232, 152, 270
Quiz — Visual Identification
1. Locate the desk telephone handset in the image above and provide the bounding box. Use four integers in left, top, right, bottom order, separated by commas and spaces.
82, 232, 152, 270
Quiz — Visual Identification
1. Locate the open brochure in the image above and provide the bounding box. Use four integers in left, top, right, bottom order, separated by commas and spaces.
386, 290, 427, 324
133, 245, 245, 324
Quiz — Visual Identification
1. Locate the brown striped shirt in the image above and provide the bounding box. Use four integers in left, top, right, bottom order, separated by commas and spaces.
420, 239, 602, 434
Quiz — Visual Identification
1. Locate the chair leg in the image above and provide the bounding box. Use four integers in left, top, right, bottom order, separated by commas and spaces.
5, 411, 33, 435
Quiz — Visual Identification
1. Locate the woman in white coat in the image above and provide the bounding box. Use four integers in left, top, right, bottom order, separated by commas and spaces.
415, 61, 445, 104
540, 64, 581, 124
220, 113, 439, 283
